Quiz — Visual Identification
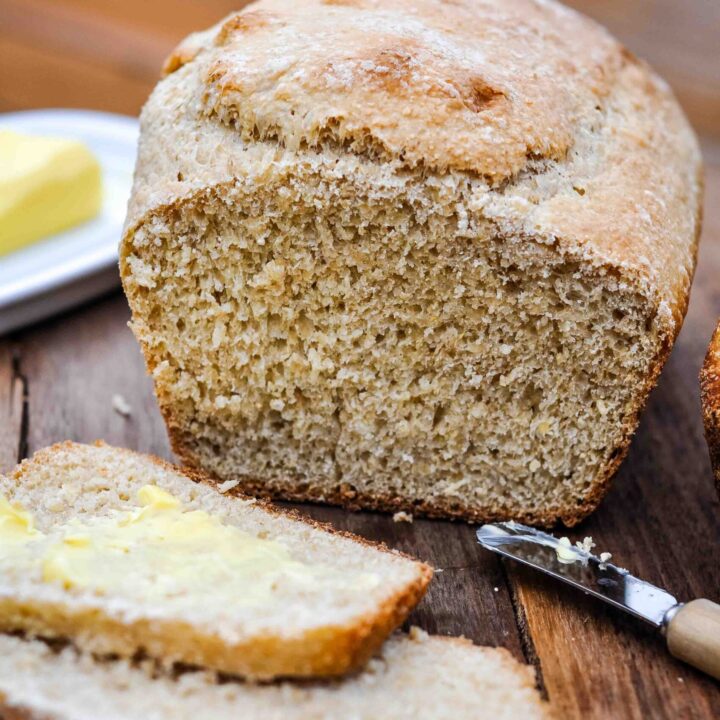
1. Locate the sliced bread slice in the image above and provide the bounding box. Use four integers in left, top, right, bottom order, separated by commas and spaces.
0, 630, 553, 720
701, 320, 720, 494
0, 442, 431, 679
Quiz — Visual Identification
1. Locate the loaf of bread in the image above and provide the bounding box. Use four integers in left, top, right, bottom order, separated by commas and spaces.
0, 630, 552, 720
0, 442, 430, 679
701, 321, 720, 494
121, 0, 702, 525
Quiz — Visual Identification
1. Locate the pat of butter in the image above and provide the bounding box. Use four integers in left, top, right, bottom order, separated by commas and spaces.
0, 130, 102, 256
0, 496, 39, 542
555, 537, 578, 564
0, 486, 378, 611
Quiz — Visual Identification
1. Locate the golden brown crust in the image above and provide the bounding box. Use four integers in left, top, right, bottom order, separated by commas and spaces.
0, 584, 429, 682
161, 26, 215, 77
126, 0, 704, 346
0, 704, 37, 720
165, 418, 589, 528
1, 442, 432, 679
701, 321, 720, 495
168, 0, 620, 181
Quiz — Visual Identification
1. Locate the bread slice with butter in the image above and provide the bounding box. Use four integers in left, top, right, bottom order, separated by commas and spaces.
0, 442, 431, 680
0, 630, 553, 720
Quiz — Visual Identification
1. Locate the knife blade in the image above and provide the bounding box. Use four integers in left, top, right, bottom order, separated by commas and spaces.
476, 521, 720, 679
476, 521, 676, 626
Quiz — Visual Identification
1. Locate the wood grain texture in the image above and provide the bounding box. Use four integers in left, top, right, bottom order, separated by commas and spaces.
0, 0, 246, 114
298, 503, 526, 656
15, 296, 171, 458
0, 1, 718, 717
0, 344, 25, 469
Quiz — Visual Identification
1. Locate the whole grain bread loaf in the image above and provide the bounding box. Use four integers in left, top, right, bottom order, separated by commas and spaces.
121, 0, 702, 525
0, 630, 553, 720
701, 321, 720, 494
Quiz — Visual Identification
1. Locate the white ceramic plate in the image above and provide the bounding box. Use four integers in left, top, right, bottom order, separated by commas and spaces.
0, 109, 138, 335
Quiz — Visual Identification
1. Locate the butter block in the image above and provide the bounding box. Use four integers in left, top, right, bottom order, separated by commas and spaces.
0, 130, 102, 256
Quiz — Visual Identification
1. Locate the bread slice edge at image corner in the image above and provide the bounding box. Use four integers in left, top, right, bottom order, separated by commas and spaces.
0, 629, 554, 720
701, 320, 720, 495
0, 441, 432, 681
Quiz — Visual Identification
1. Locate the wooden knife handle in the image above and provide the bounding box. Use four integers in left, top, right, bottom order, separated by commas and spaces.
666, 599, 720, 680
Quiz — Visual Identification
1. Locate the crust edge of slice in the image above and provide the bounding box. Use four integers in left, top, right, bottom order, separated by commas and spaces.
701, 321, 720, 496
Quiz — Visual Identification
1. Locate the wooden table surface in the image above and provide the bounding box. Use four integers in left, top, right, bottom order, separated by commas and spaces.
1, 1, 719, 717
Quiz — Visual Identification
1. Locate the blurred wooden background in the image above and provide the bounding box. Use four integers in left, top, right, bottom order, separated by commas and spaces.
1, 2, 719, 718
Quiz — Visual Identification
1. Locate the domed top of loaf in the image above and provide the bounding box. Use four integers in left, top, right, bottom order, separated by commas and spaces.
162, 0, 681, 177
163, 0, 629, 180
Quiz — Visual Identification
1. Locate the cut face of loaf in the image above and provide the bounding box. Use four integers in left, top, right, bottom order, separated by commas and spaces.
0, 631, 553, 720
121, 0, 702, 525
0, 442, 431, 679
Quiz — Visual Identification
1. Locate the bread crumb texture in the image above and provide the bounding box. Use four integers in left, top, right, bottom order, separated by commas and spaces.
393, 511, 413, 524
0, 631, 553, 719
111, 394, 132, 418
121, 0, 702, 526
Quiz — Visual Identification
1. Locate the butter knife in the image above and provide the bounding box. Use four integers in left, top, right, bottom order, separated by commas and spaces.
477, 522, 720, 680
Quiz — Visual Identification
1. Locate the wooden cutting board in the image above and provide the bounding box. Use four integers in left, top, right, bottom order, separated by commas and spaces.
1, 1, 719, 716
